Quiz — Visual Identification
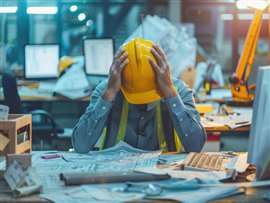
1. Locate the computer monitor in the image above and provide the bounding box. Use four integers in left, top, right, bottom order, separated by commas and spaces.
248, 66, 270, 180
24, 44, 60, 79
83, 38, 114, 76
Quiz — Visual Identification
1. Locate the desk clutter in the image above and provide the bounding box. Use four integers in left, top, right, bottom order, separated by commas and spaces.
0, 141, 262, 203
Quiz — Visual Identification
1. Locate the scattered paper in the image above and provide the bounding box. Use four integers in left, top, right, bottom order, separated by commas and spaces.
4, 160, 25, 190
224, 153, 249, 173
54, 64, 90, 100
4, 161, 42, 197
41, 186, 144, 203
148, 186, 243, 203
33, 142, 161, 194
82, 187, 144, 202
14, 184, 42, 197
41, 187, 101, 203
137, 167, 232, 181
204, 113, 252, 129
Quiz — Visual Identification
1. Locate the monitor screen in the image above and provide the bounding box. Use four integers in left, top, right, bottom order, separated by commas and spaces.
84, 38, 114, 75
25, 44, 60, 79
248, 66, 270, 180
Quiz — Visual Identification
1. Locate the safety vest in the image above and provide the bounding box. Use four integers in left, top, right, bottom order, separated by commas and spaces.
100, 99, 184, 152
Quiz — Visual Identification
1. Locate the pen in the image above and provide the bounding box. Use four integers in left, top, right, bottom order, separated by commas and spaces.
41, 154, 62, 160
235, 121, 249, 125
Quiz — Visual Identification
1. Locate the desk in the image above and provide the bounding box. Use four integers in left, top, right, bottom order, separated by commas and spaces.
0, 90, 90, 102
0, 188, 269, 203
0, 80, 91, 103
0, 165, 269, 203
196, 88, 255, 108
203, 121, 250, 133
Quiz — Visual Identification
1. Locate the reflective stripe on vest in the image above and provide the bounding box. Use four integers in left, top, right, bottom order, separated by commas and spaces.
100, 99, 183, 152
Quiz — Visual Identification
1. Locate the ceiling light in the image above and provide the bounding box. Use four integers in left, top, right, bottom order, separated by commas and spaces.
70, 5, 78, 12
27, 6, 58, 15
86, 19, 93, 26
0, 6, 18, 13
78, 13, 86, 21
236, 0, 268, 10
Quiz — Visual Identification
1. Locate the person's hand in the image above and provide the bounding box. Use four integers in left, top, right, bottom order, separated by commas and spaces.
148, 44, 177, 99
103, 48, 129, 101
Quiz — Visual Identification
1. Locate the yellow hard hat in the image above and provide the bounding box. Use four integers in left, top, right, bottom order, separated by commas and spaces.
59, 56, 75, 73
121, 38, 161, 104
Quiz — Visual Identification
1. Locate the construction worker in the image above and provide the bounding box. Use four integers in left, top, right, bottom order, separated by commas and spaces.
72, 38, 206, 153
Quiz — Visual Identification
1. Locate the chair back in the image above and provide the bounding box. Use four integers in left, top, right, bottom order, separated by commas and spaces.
2, 72, 22, 114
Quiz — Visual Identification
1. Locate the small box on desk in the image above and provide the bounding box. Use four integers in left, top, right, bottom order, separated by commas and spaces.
0, 114, 32, 155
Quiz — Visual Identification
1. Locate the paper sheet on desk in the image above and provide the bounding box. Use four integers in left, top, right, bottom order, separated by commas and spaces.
33, 142, 161, 194
224, 153, 249, 173
54, 64, 90, 100
148, 186, 243, 203
41, 186, 144, 203
204, 113, 252, 129
38, 82, 56, 94
137, 167, 231, 181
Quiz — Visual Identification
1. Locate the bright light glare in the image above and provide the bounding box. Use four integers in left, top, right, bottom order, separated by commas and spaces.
236, 0, 268, 10
78, 13, 86, 21
27, 6, 58, 15
0, 6, 18, 13
221, 13, 270, 21
86, 19, 93, 26
70, 5, 78, 12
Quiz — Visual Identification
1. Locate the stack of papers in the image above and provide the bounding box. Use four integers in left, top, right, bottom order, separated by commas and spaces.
204, 112, 252, 129
2, 142, 252, 203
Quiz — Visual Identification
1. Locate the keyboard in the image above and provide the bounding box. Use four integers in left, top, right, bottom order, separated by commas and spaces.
184, 153, 226, 171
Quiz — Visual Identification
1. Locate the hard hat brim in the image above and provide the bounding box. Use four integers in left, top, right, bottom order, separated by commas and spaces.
121, 87, 161, 105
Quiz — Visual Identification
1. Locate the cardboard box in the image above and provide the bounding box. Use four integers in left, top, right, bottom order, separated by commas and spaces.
0, 114, 32, 155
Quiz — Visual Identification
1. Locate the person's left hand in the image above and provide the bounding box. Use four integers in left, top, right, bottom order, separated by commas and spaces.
148, 44, 177, 99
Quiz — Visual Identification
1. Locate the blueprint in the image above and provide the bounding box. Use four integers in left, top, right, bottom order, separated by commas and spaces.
32, 142, 161, 194
148, 186, 243, 203
41, 186, 144, 203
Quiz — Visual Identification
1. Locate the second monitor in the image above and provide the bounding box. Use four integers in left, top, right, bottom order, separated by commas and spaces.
25, 44, 60, 80
83, 38, 114, 76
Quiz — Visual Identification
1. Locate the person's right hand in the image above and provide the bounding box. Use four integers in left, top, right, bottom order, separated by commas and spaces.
103, 48, 129, 101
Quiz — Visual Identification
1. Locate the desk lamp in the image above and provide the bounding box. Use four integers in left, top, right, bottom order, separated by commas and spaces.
229, 0, 268, 102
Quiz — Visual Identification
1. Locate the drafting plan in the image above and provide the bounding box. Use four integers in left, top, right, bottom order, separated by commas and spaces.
31, 141, 161, 194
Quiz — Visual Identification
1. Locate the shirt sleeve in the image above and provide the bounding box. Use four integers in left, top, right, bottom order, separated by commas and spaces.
72, 80, 112, 153
164, 79, 206, 152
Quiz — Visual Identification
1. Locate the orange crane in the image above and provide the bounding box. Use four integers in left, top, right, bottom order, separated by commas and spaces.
229, 2, 268, 102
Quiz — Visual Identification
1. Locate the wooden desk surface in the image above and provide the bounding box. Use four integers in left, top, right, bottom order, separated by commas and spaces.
0, 80, 91, 102
203, 123, 250, 133
19, 95, 89, 102
202, 118, 250, 133
0, 93, 90, 103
